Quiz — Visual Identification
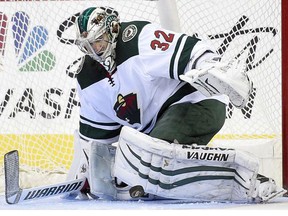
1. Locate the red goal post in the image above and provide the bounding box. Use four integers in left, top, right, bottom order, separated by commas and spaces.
0, 0, 284, 193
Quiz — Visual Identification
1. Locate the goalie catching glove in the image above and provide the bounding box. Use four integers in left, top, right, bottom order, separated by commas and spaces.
180, 58, 252, 109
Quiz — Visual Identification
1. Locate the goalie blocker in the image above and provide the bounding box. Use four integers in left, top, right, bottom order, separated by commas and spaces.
112, 126, 286, 202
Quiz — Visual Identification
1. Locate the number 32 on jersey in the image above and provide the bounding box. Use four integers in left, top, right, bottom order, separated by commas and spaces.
150, 30, 175, 51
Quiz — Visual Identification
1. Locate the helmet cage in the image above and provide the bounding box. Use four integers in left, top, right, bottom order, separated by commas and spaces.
76, 32, 109, 60
75, 7, 120, 73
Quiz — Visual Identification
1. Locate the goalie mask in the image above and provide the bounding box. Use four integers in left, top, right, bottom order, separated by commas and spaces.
76, 7, 120, 73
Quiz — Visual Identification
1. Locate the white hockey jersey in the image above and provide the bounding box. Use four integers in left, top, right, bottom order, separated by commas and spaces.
76, 21, 228, 143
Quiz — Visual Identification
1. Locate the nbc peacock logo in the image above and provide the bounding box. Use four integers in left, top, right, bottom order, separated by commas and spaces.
0, 11, 56, 72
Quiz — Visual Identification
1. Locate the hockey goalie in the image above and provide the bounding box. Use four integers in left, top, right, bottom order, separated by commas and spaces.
65, 6, 286, 202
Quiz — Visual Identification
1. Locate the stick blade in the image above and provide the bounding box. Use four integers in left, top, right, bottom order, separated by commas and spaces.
4, 150, 21, 204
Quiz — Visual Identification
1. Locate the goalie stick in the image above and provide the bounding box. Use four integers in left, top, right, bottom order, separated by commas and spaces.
4, 150, 86, 204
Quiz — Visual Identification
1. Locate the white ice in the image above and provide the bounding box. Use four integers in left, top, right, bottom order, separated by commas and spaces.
1, 194, 288, 215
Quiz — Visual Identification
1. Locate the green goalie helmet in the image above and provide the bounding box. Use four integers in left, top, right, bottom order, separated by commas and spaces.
76, 6, 120, 73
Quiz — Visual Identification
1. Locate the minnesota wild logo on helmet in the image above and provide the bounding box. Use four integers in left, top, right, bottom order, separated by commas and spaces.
77, 7, 96, 34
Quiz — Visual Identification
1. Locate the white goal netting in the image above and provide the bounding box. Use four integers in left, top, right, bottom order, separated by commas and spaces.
0, 0, 282, 193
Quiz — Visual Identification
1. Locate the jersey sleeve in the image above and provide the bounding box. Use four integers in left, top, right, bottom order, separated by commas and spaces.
77, 84, 122, 144
138, 23, 219, 80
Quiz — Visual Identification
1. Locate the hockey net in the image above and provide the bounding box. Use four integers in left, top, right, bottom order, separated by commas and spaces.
0, 0, 283, 193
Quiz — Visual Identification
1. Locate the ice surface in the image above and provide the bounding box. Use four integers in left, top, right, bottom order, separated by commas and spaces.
1, 194, 288, 212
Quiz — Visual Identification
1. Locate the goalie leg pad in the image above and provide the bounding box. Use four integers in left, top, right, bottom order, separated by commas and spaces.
65, 132, 118, 200
64, 131, 92, 200
89, 142, 118, 200
114, 126, 260, 202
89, 142, 162, 201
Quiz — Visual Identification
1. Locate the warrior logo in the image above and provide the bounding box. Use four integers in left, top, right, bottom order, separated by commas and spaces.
113, 93, 140, 124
